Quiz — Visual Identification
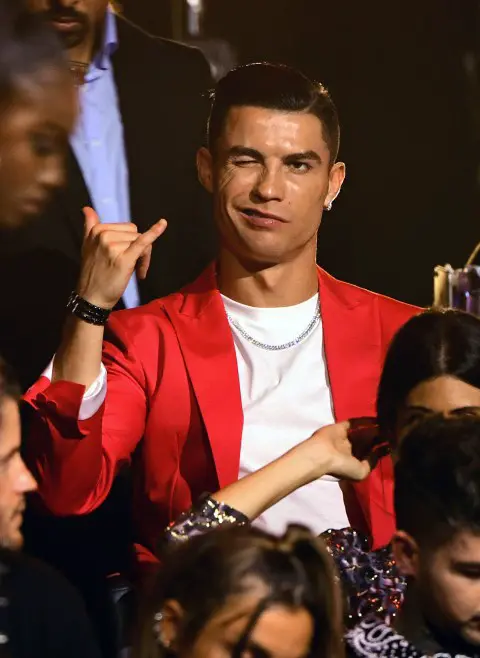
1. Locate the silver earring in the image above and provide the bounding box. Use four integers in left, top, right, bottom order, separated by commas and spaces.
154, 612, 172, 649
325, 202, 333, 211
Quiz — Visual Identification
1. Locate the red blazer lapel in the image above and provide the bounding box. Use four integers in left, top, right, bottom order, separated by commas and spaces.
162, 265, 244, 490
318, 268, 382, 419
318, 268, 393, 546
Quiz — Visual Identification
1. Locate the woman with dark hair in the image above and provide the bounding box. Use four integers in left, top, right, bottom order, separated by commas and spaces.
137, 524, 344, 658
0, 0, 76, 228
164, 309, 480, 625
377, 308, 480, 440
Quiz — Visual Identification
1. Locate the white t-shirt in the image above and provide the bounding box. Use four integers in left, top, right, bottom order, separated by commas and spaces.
222, 293, 349, 535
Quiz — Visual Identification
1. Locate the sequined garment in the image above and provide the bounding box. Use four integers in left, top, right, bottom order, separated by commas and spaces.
164, 495, 249, 544
322, 528, 406, 626
164, 496, 406, 625
346, 617, 480, 658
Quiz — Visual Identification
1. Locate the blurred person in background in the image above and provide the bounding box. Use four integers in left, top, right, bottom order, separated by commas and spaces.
136, 524, 344, 658
1, 0, 216, 392
0, 0, 75, 230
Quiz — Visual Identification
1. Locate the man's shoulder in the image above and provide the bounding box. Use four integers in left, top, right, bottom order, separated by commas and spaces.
115, 14, 208, 68
109, 271, 214, 336
319, 268, 421, 321
108, 297, 177, 338
8, 552, 82, 603
7, 552, 102, 658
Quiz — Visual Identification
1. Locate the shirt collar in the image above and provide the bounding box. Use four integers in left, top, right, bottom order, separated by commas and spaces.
91, 6, 118, 72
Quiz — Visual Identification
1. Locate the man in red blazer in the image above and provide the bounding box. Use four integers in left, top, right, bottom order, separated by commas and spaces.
25, 63, 419, 573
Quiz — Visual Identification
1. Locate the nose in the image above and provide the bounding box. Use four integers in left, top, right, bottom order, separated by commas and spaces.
251, 164, 285, 203
39, 156, 66, 193
17, 458, 37, 494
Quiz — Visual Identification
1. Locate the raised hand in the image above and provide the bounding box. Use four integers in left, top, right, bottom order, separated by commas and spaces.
294, 421, 372, 483
77, 207, 167, 309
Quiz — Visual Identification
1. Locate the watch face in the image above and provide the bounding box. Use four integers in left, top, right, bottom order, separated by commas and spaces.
348, 417, 390, 462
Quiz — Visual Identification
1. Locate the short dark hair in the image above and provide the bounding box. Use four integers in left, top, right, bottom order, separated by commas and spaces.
207, 62, 340, 166
377, 309, 480, 437
395, 415, 480, 549
0, 356, 19, 404
0, 355, 19, 438
0, 0, 67, 108
137, 525, 343, 658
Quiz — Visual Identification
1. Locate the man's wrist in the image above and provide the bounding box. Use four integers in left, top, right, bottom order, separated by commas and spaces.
67, 292, 112, 326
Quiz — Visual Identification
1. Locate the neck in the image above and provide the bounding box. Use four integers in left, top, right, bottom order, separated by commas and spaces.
217, 246, 318, 307
67, 38, 95, 67
396, 589, 479, 657
67, 16, 106, 66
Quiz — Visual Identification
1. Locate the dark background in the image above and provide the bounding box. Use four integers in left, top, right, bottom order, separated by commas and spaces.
119, 0, 479, 307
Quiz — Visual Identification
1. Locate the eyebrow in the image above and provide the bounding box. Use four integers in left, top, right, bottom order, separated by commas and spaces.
452, 561, 480, 569
0, 447, 19, 466
227, 146, 263, 160
450, 406, 480, 414
284, 150, 322, 163
403, 405, 432, 412
226, 146, 322, 164
404, 405, 480, 414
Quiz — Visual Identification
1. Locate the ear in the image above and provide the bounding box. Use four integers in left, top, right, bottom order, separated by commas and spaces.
197, 147, 214, 193
325, 161, 346, 208
157, 599, 184, 651
391, 530, 420, 578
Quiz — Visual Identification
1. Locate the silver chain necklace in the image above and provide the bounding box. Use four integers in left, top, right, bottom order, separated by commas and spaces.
226, 301, 320, 351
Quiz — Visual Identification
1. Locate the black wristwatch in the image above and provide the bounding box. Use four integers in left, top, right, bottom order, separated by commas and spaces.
66, 292, 112, 326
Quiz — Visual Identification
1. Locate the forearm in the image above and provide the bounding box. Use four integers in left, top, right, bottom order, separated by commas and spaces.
212, 448, 329, 520
52, 315, 104, 390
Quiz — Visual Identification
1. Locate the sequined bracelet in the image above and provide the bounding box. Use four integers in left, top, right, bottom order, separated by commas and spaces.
164, 495, 249, 545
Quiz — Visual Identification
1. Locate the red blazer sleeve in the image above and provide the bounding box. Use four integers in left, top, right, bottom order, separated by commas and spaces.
24, 311, 152, 516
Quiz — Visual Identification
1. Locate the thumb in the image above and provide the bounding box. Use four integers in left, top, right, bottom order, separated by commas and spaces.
83, 206, 100, 238
350, 458, 372, 482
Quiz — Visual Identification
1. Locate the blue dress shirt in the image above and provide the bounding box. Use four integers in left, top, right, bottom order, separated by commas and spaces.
70, 9, 140, 308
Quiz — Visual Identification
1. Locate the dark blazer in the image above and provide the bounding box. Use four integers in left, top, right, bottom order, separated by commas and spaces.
0, 15, 216, 392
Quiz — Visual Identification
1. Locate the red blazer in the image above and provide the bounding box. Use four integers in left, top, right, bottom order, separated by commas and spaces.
25, 265, 419, 567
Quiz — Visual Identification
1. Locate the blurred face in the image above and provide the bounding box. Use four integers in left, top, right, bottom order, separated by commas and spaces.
197, 106, 345, 267
397, 375, 480, 437
0, 397, 37, 550
394, 530, 480, 647
164, 592, 314, 658
27, 0, 108, 52
0, 65, 77, 228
